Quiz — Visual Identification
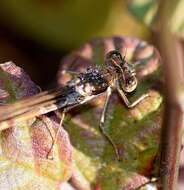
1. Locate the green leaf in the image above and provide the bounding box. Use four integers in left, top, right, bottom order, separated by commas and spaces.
127, 0, 184, 37
59, 36, 162, 190
0, 36, 163, 189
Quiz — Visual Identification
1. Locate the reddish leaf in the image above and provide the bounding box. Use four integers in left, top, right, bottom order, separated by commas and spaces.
0, 62, 73, 190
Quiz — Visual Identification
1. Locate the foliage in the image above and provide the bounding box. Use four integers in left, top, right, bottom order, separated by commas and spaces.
127, 0, 184, 37
0, 36, 162, 189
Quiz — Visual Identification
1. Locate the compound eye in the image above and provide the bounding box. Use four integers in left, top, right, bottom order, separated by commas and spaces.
112, 53, 119, 58
128, 79, 133, 85
120, 76, 137, 93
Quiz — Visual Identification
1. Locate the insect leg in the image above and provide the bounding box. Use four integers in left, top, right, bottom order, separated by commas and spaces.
99, 87, 120, 160
46, 110, 66, 159
117, 84, 149, 108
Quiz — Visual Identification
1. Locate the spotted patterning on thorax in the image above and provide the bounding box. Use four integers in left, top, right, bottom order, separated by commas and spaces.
56, 67, 109, 109
72, 67, 109, 96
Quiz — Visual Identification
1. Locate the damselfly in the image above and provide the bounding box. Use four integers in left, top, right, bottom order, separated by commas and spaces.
0, 50, 149, 160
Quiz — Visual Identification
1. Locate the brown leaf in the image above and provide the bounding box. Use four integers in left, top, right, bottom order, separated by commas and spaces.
0, 62, 73, 190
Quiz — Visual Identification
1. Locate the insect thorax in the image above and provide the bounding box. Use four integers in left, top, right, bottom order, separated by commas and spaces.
69, 67, 110, 96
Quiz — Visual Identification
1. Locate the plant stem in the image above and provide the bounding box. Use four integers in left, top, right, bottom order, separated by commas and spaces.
157, 0, 184, 189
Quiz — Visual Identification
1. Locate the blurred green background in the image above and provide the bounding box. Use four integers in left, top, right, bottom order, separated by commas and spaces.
0, 0, 184, 87
0, 0, 150, 87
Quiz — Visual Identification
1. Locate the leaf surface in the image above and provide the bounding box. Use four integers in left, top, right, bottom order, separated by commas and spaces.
58, 36, 162, 190
0, 62, 73, 190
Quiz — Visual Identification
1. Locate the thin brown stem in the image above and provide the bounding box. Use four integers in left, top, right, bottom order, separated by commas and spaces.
157, 0, 184, 189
